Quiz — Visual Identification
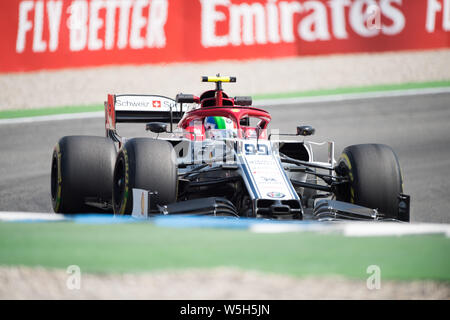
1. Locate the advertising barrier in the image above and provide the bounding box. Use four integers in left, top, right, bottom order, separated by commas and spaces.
0, 0, 449, 72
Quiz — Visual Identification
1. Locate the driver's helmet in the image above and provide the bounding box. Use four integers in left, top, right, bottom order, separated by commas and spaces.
204, 116, 237, 139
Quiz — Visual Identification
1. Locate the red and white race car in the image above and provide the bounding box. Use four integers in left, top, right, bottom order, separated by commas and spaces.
51, 76, 410, 221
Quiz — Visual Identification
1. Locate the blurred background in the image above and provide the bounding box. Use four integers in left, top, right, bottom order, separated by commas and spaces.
1, 0, 449, 108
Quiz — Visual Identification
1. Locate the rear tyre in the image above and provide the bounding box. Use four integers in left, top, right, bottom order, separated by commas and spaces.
336, 144, 406, 220
51, 136, 116, 213
112, 138, 177, 215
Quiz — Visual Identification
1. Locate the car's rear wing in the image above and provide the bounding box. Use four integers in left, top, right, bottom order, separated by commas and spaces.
105, 94, 185, 132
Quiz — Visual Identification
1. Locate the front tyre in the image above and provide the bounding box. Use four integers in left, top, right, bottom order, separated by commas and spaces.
336, 144, 406, 221
112, 138, 177, 215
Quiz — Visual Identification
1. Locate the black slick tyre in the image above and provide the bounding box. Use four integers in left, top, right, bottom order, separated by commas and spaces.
112, 138, 177, 215
336, 144, 405, 220
51, 136, 116, 213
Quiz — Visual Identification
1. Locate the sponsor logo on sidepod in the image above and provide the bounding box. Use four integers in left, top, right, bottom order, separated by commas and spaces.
267, 192, 285, 199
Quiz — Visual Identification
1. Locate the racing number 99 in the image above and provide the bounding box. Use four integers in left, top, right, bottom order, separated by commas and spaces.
244, 143, 268, 155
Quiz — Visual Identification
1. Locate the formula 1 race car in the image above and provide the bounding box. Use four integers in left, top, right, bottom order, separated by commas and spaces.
51, 76, 410, 221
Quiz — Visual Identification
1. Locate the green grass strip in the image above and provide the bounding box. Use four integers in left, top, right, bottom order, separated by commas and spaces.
0, 105, 103, 119
253, 80, 450, 100
0, 222, 449, 280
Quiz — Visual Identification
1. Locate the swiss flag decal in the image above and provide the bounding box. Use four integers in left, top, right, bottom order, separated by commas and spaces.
152, 100, 161, 108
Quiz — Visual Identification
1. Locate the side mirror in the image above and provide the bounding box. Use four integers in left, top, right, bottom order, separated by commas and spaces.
176, 93, 199, 104
234, 96, 252, 106
146, 122, 168, 133
297, 125, 315, 136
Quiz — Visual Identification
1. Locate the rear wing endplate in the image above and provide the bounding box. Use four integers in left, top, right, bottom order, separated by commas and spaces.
105, 94, 184, 131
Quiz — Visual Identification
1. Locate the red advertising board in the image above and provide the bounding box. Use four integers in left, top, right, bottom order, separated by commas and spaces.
0, 0, 449, 73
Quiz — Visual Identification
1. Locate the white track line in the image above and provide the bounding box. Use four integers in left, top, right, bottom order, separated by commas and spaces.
250, 221, 450, 237
1, 210, 449, 237
341, 222, 450, 237
1, 86, 449, 125
0, 111, 104, 125
0, 211, 66, 222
